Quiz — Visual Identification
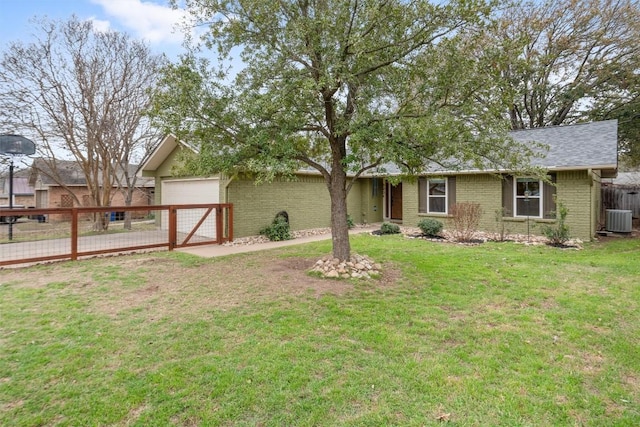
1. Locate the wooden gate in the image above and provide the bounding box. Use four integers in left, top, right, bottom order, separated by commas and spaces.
169, 204, 233, 249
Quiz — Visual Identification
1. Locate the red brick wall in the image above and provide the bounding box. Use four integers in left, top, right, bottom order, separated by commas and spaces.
45, 186, 152, 222
1, 195, 34, 207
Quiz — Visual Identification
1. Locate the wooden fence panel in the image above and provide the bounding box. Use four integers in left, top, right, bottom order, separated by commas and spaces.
602, 185, 640, 218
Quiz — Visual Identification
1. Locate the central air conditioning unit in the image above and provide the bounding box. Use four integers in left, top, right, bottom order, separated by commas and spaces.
605, 209, 633, 233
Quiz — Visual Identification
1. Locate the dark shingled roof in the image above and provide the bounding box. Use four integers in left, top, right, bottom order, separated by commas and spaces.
604, 171, 640, 186
380, 120, 618, 176
29, 158, 154, 187
30, 158, 88, 186
510, 120, 617, 170
153, 121, 618, 179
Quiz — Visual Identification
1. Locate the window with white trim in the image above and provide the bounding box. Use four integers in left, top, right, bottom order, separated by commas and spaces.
515, 177, 542, 217
427, 178, 447, 214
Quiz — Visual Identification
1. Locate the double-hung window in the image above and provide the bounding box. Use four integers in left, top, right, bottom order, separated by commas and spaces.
515, 177, 542, 217
419, 177, 455, 214
427, 178, 447, 214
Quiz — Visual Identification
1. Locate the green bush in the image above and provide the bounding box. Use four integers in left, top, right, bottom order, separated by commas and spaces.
260, 215, 292, 241
417, 218, 443, 237
541, 201, 570, 245
380, 222, 401, 235
347, 214, 355, 229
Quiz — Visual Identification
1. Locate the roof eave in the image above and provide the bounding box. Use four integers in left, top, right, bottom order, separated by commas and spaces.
378, 164, 618, 177
141, 134, 196, 173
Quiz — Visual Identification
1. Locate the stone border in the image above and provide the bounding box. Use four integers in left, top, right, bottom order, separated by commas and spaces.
310, 253, 382, 279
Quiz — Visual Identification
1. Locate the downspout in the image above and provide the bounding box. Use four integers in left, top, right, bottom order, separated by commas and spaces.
222, 175, 234, 240
222, 175, 234, 204
587, 168, 596, 240
588, 168, 593, 239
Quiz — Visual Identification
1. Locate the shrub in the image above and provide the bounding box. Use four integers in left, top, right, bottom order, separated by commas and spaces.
493, 207, 510, 241
380, 222, 401, 235
541, 201, 570, 245
347, 214, 355, 229
260, 213, 292, 241
449, 202, 482, 242
417, 218, 443, 237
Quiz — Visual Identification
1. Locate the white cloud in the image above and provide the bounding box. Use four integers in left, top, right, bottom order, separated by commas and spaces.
91, 0, 186, 45
89, 18, 111, 33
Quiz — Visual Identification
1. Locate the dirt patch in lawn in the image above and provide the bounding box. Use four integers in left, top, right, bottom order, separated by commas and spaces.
1, 252, 400, 319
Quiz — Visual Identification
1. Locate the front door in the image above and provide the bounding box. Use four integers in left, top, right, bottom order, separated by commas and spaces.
385, 182, 403, 220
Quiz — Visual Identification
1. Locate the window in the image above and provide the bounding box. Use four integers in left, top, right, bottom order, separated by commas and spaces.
428, 178, 447, 213
515, 177, 541, 217
419, 177, 455, 214
502, 174, 556, 219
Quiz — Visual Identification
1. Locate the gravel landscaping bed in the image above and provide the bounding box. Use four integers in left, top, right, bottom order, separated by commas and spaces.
223, 224, 583, 249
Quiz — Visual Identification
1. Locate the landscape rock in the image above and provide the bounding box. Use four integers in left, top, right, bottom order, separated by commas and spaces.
399, 226, 583, 248
310, 253, 381, 279
222, 223, 583, 282
325, 270, 340, 278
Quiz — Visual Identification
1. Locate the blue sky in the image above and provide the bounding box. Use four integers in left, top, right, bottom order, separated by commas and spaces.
0, 0, 188, 59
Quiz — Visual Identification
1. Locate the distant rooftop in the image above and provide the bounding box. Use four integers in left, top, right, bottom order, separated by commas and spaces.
0, 176, 34, 196
603, 172, 640, 186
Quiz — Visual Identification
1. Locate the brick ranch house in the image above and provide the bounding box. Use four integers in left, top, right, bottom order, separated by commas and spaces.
29, 158, 154, 221
141, 120, 617, 241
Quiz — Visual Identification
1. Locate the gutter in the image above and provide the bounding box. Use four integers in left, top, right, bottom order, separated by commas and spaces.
376, 164, 618, 177
222, 175, 234, 204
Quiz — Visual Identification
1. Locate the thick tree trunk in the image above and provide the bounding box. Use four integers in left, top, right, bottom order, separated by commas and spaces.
328, 167, 351, 261
100, 184, 111, 232
124, 190, 133, 230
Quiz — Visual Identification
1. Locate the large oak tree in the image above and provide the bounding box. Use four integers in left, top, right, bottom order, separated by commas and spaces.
483, 0, 640, 165
153, 0, 533, 260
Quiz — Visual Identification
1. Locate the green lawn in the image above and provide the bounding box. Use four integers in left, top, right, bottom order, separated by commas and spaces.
1, 235, 638, 426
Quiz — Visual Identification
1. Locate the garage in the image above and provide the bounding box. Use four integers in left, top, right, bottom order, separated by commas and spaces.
161, 178, 220, 205
160, 178, 220, 239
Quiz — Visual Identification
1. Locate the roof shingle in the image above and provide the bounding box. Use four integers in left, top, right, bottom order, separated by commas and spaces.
510, 120, 617, 170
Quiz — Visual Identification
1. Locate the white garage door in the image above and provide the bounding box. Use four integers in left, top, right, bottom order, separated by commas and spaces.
162, 178, 220, 204
161, 178, 220, 239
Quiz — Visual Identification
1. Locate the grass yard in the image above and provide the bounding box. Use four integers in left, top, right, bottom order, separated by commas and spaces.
0, 235, 638, 426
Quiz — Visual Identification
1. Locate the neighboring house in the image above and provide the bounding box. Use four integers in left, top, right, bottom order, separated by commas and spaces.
141, 120, 618, 241
29, 158, 155, 221
0, 170, 35, 207
602, 172, 640, 227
